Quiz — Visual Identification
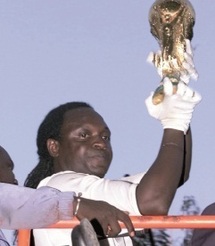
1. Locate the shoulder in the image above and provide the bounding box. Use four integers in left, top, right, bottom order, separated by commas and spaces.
37, 171, 100, 191
37, 171, 86, 186
120, 172, 146, 184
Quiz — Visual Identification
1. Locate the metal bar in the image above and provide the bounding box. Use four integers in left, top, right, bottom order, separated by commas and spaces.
18, 215, 215, 246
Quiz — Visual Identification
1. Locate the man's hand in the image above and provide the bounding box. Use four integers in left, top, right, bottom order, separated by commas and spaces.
74, 197, 135, 238
147, 39, 198, 83
145, 78, 202, 134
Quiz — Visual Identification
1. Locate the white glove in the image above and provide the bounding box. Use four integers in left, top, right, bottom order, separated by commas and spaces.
145, 78, 202, 134
147, 39, 198, 83
181, 39, 198, 82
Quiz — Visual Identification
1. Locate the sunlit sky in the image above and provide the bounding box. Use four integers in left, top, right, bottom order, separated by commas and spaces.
1, 1, 215, 244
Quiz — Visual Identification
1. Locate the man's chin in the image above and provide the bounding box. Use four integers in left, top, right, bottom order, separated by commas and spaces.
90, 167, 107, 178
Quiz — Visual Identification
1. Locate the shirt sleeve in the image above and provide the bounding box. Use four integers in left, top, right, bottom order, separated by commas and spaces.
120, 172, 146, 184
39, 171, 142, 215
0, 183, 75, 229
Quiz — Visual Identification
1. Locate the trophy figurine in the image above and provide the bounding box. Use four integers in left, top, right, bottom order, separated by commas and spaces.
148, 0, 196, 104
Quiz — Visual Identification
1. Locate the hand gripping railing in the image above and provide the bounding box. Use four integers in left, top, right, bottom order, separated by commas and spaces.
17, 215, 215, 246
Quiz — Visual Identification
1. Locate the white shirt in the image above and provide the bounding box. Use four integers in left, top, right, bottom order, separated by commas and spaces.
34, 171, 145, 246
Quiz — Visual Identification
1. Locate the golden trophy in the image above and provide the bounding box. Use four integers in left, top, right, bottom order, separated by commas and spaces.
148, 0, 196, 104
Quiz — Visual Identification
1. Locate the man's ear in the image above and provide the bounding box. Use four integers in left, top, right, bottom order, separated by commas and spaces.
47, 139, 60, 157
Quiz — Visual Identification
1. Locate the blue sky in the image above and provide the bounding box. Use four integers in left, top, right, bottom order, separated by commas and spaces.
1, 1, 214, 244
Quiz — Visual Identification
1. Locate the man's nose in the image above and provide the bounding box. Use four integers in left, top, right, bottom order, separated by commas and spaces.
93, 137, 107, 150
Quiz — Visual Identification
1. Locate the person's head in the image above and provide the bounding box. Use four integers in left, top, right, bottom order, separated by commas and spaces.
25, 102, 113, 188
0, 146, 18, 185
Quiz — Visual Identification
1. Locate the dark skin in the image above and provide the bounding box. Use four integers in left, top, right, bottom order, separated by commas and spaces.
47, 107, 191, 216
73, 197, 134, 238
0, 145, 134, 237
49, 108, 113, 178
0, 146, 18, 185
136, 129, 191, 214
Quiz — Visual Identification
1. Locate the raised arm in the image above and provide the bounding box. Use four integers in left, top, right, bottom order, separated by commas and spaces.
179, 127, 192, 186
136, 79, 201, 215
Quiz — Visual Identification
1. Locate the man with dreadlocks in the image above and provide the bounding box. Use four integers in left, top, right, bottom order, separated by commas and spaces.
24, 79, 201, 245
0, 145, 135, 246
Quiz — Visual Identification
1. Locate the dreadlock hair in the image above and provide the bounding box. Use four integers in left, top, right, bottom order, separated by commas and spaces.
24, 101, 93, 189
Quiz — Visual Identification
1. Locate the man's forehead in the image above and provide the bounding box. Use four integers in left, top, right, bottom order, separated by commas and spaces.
64, 108, 104, 122
62, 108, 110, 131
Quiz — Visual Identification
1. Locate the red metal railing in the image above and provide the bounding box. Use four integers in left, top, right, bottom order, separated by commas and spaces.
18, 215, 215, 246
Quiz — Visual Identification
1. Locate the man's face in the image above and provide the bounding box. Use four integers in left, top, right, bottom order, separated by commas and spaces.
0, 146, 17, 185
51, 107, 113, 178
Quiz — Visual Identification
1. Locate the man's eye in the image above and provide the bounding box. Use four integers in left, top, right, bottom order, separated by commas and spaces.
102, 135, 111, 141
80, 133, 89, 139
